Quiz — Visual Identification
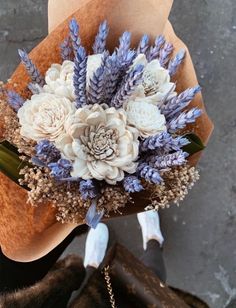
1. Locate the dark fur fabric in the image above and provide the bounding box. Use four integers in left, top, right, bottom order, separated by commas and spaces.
0, 255, 85, 308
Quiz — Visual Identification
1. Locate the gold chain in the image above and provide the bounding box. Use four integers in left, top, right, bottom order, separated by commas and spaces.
102, 265, 117, 308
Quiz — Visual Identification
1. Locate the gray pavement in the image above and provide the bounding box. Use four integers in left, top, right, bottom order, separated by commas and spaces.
0, 0, 236, 307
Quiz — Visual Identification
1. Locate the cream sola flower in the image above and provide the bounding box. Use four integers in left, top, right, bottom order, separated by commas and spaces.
125, 97, 166, 138
56, 104, 140, 184
130, 54, 176, 104
43, 55, 103, 101
17, 93, 76, 142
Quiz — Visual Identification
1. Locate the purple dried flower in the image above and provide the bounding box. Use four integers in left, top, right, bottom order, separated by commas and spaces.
148, 35, 165, 61
93, 21, 109, 54
141, 132, 190, 152
85, 199, 104, 229
74, 46, 88, 108
123, 175, 143, 193
161, 86, 201, 118
48, 159, 72, 180
168, 49, 186, 76
35, 140, 61, 165
18, 49, 44, 86
159, 42, 174, 67
148, 150, 188, 169
137, 163, 162, 184
137, 34, 150, 55
168, 108, 202, 133
60, 37, 73, 61
6, 90, 24, 111
79, 179, 99, 200
111, 64, 144, 108
69, 19, 81, 57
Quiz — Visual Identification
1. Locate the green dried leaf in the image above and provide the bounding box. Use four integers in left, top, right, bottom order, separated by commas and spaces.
183, 133, 205, 155
0, 143, 25, 184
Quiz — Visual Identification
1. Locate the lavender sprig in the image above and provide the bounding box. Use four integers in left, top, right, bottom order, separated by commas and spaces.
111, 64, 144, 108
103, 53, 122, 103
141, 132, 190, 152
159, 42, 174, 67
28, 82, 43, 94
60, 37, 73, 61
7, 90, 24, 111
137, 34, 150, 55
18, 49, 44, 86
117, 31, 136, 69
35, 140, 61, 165
168, 49, 186, 76
147, 151, 188, 169
79, 179, 99, 200
137, 163, 162, 184
117, 31, 131, 60
74, 46, 88, 108
161, 86, 201, 118
123, 176, 143, 193
69, 19, 81, 57
48, 159, 72, 180
93, 21, 109, 54
88, 66, 105, 104
148, 35, 165, 62
168, 108, 202, 133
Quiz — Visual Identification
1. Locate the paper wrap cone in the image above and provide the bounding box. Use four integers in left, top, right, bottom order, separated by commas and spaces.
0, 0, 213, 261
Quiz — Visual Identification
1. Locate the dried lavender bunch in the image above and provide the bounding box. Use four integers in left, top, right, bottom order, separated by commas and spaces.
93, 21, 109, 54
6, 90, 24, 112
60, 37, 73, 61
74, 46, 88, 108
137, 34, 150, 55
147, 150, 188, 169
168, 108, 202, 133
161, 86, 201, 118
141, 132, 190, 152
168, 49, 186, 76
18, 49, 44, 86
79, 179, 99, 200
148, 35, 165, 62
111, 64, 144, 108
123, 175, 143, 193
159, 42, 174, 67
69, 19, 81, 57
138, 163, 162, 184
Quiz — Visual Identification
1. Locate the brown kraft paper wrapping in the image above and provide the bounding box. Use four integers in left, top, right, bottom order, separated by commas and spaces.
0, 0, 213, 261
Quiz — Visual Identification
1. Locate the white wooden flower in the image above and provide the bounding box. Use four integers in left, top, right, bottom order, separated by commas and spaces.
125, 97, 166, 138
57, 104, 139, 184
43, 55, 103, 102
17, 93, 76, 142
131, 54, 176, 104
43, 60, 76, 101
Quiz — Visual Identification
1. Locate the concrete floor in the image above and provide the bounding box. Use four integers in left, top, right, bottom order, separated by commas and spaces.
0, 0, 236, 307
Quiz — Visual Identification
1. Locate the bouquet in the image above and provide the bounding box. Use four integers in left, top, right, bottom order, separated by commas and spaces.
0, 0, 213, 257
